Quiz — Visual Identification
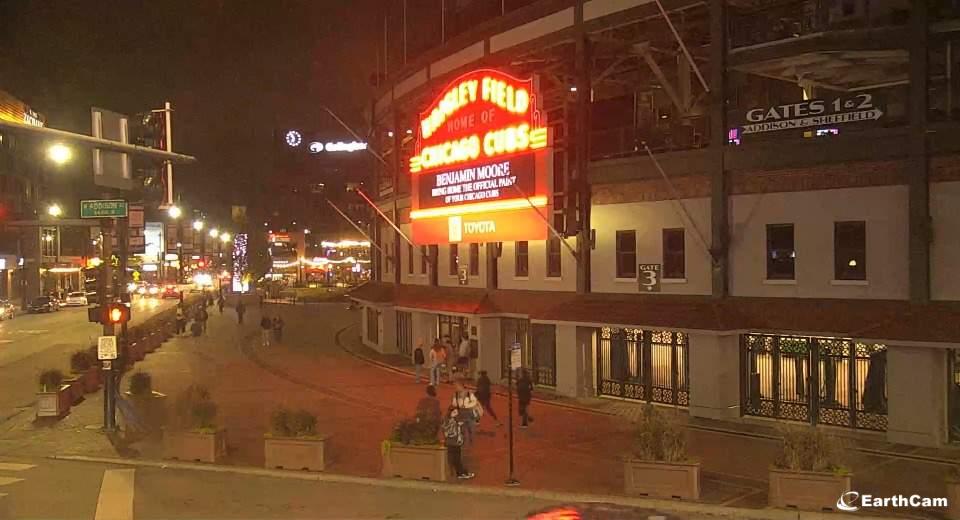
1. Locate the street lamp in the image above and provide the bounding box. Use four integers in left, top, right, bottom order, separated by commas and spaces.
167, 205, 182, 219
208, 228, 219, 239
46, 143, 72, 165
47, 204, 63, 218
192, 220, 204, 231
220, 232, 231, 243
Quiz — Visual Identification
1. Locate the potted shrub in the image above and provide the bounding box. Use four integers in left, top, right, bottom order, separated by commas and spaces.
769, 425, 851, 511
162, 385, 226, 463
264, 408, 328, 471
70, 350, 100, 393
381, 410, 447, 481
623, 404, 700, 500
36, 369, 70, 418
125, 372, 167, 438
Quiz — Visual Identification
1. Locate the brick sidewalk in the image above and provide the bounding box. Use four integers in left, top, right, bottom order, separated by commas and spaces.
22, 301, 950, 518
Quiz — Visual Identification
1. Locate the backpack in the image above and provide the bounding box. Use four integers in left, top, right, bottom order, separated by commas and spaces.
414, 347, 425, 364
442, 416, 463, 446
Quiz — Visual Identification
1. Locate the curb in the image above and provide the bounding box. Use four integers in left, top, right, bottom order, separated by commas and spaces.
332, 323, 960, 468
48, 454, 897, 520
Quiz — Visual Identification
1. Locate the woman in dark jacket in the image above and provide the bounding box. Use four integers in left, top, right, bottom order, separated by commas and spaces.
475, 370, 501, 426
517, 369, 534, 428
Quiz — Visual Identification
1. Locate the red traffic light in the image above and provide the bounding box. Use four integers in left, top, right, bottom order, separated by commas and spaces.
198, 260, 206, 268
103, 303, 130, 324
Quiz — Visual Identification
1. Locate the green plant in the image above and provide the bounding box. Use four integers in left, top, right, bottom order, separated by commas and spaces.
128, 372, 153, 397
270, 407, 293, 437
172, 385, 217, 432
632, 404, 688, 463
269, 408, 319, 438
775, 425, 848, 474
70, 350, 93, 373
38, 369, 64, 392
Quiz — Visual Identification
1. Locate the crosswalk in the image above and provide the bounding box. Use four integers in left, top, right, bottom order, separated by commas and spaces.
0, 462, 35, 520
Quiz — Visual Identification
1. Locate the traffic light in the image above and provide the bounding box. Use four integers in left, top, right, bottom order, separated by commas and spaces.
198, 260, 206, 268
100, 303, 130, 325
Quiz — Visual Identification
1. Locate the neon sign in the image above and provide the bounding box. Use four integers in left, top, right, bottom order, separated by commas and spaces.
409, 69, 551, 245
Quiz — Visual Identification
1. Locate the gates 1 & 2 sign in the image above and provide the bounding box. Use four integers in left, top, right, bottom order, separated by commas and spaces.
410, 69, 551, 245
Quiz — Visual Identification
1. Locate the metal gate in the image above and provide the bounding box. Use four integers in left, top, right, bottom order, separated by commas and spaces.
597, 327, 689, 406
741, 333, 887, 431
396, 311, 412, 356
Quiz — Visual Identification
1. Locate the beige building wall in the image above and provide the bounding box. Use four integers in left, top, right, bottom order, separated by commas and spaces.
591, 198, 712, 295
497, 239, 577, 292
729, 185, 909, 299
360, 304, 397, 354
438, 243, 487, 289
688, 333, 741, 420
931, 181, 960, 301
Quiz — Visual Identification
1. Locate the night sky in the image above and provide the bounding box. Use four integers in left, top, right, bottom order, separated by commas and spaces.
0, 0, 380, 222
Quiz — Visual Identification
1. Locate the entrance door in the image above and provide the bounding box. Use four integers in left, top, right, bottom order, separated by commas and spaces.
741, 333, 887, 431
531, 324, 556, 387
397, 311, 412, 356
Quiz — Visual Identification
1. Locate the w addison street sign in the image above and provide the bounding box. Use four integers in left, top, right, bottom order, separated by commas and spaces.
409, 69, 551, 245
80, 199, 128, 218
740, 93, 884, 135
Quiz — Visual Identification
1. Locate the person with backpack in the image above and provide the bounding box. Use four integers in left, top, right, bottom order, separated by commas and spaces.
260, 315, 272, 347
428, 340, 445, 387
413, 341, 426, 384
475, 370, 501, 426
451, 380, 481, 444
442, 407, 475, 480
518, 369, 535, 428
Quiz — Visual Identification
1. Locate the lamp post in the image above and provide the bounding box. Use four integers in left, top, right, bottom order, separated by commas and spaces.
168, 205, 182, 284
220, 232, 230, 291
193, 220, 205, 269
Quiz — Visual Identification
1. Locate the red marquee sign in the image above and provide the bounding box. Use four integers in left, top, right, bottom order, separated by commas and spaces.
410, 69, 551, 245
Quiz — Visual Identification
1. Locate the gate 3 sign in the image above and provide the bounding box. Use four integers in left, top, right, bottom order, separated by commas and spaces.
740, 93, 884, 135
409, 69, 551, 245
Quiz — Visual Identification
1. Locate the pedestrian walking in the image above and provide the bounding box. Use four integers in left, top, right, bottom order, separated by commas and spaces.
442, 407, 475, 480
475, 370, 501, 426
428, 340, 445, 387
272, 316, 284, 342
260, 315, 272, 347
518, 369, 534, 428
452, 380, 481, 444
217, 296, 225, 315
236, 300, 246, 324
456, 333, 471, 379
198, 306, 209, 334
175, 305, 186, 335
441, 335, 454, 382
413, 341, 426, 383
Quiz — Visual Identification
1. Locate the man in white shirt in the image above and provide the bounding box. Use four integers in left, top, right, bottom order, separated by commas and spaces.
457, 333, 471, 379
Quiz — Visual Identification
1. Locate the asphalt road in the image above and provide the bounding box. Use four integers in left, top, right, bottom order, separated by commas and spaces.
0, 296, 178, 425
0, 456, 695, 520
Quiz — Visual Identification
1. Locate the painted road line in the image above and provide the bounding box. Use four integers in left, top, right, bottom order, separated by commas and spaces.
0, 478, 23, 487
94, 469, 134, 520
0, 463, 34, 472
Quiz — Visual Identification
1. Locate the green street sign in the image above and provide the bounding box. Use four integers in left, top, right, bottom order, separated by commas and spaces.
80, 199, 128, 218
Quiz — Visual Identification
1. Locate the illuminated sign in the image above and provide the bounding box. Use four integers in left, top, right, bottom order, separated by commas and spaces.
410, 69, 550, 245
285, 130, 302, 147
324, 141, 367, 152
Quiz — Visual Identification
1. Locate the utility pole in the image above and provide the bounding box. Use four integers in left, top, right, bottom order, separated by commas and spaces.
100, 217, 116, 432
117, 218, 130, 345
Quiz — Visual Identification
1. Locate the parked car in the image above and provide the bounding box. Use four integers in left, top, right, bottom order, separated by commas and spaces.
63, 291, 88, 307
0, 300, 15, 320
161, 285, 180, 299
28, 296, 58, 313
146, 284, 161, 297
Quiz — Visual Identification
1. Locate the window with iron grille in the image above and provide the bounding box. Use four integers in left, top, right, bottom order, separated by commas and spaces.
546, 238, 561, 278
449, 244, 458, 276
663, 228, 685, 279
515, 241, 529, 277
766, 224, 795, 280
834, 221, 866, 280
469, 243, 479, 276
615, 230, 636, 278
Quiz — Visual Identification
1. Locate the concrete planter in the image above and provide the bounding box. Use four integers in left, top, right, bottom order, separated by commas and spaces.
264, 436, 328, 471
381, 443, 447, 481
36, 385, 71, 418
769, 468, 852, 511
946, 478, 960, 520
624, 459, 701, 500
163, 429, 227, 463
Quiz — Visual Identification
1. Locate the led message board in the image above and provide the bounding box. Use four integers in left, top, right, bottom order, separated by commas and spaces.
410, 69, 551, 245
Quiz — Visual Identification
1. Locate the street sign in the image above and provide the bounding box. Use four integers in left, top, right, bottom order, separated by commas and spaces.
81, 199, 128, 219
638, 263, 661, 293
458, 266, 469, 286
97, 335, 118, 360
510, 342, 522, 370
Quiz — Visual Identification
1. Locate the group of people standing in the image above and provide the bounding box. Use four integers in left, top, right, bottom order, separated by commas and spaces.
175, 300, 209, 336
259, 315, 285, 347
412, 336, 537, 480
